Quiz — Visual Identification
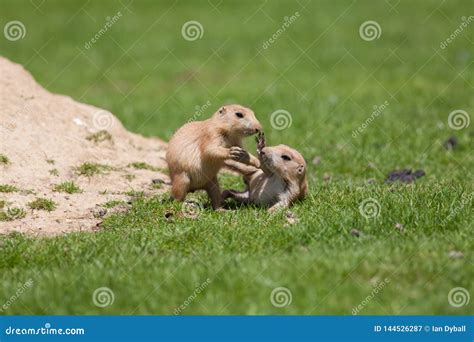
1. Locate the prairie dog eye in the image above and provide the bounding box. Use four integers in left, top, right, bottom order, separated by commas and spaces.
282, 155, 291, 161
235, 112, 244, 118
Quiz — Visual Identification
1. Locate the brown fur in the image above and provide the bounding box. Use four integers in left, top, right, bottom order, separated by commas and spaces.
223, 144, 307, 211
166, 104, 262, 209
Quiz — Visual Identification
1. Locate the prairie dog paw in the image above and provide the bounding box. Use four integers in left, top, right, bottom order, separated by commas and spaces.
229, 147, 249, 162
268, 205, 284, 213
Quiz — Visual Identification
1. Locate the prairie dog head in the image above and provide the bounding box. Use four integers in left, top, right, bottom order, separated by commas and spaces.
260, 144, 307, 185
213, 104, 262, 137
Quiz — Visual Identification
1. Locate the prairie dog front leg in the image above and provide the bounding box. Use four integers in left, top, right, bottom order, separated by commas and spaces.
229, 147, 260, 168
207, 145, 231, 160
224, 159, 259, 176
268, 198, 291, 212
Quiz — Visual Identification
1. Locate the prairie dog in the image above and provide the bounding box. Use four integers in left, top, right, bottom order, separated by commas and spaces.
223, 138, 307, 211
166, 104, 262, 209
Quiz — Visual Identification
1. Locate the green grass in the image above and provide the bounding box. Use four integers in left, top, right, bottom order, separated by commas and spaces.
124, 190, 145, 198
49, 168, 59, 176
74, 162, 113, 177
0, 184, 19, 193
86, 130, 113, 143
0, 154, 9, 165
53, 181, 83, 194
128, 162, 162, 172
27, 198, 57, 211
122, 174, 136, 182
0, 0, 472, 315
150, 182, 162, 190
0, 207, 27, 221
101, 200, 124, 208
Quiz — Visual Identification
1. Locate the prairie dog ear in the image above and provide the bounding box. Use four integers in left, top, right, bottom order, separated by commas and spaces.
297, 164, 305, 175
218, 106, 227, 115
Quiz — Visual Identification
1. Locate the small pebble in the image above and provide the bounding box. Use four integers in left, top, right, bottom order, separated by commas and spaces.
369, 276, 380, 286
298, 246, 309, 252
284, 211, 299, 226
443, 136, 458, 150
448, 251, 464, 259
386, 169, 425, 183
312, 156, 321, 165
367, 162, 376, 169
92, 207, 107, 218
413, 170, 425, 178
395, 223, 404, 232
323, 173, 332, 182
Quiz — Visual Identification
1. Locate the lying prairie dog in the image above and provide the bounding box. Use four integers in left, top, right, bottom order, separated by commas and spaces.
166, 104, 262, 209
223, 134, 308, 211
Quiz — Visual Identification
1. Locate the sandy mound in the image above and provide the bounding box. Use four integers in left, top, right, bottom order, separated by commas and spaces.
0, 57, 168, 236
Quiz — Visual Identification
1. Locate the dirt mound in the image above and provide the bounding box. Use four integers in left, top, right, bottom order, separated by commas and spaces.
0, 57, 168, 235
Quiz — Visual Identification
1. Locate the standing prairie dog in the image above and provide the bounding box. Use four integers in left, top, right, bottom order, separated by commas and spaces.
223, 136, 307, 211
166, 104, 262, 209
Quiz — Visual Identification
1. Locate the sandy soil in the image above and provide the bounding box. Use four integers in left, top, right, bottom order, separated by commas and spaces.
0, 56, 169, 236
